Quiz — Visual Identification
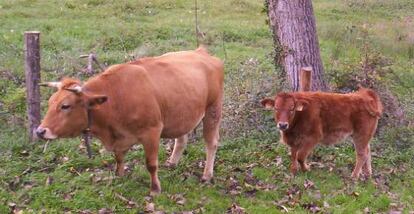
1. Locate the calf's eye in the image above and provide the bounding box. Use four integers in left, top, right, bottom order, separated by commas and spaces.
61, 104, 71, 110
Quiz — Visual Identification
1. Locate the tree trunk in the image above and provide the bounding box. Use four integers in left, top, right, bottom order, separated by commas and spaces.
268, 0, 328, 91
24, 31, 41, 142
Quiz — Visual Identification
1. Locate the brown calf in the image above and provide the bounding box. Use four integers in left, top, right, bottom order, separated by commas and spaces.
261, 87, 382, 179
36, 47, 224, 195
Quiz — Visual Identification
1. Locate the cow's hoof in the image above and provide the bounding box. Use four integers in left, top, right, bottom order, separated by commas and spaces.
164, 161, 177, 168
150, 188, 161, 196
351, 174, 360, 181
201, 175, 213, 183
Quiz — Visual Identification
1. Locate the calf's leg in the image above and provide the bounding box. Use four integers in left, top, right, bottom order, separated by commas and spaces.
166, 134, 188, 167
290, 146, 299, 175
114, 150, 127, 176
297, 142, 317, 172
362, 144, 372, 177
201, 103, 222, 182
352, 120, 376, 179
351, 136, 371, 179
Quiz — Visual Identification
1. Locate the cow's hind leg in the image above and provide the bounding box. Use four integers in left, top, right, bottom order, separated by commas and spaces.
166, 134, 188, 167
141, 128, 162, 195
201, 102, 222, 182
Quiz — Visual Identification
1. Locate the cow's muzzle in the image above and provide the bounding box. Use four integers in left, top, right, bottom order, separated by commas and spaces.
277, 122, 289, 131
35, 126, 57, 140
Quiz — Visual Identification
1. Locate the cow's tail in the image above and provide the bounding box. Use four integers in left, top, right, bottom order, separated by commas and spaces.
358, 86, 383, 117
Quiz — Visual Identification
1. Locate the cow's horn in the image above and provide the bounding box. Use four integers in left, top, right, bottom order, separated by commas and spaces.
65, 85, 82, 93
39, 82, 62, 88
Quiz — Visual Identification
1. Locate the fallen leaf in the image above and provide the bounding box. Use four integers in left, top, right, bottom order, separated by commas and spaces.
145, 202, 155, 213
304, 179, 315, 189
227, 203, 245, 214
20, 150, 30, 157
61, 156, 69, 162
8, 202, 16, 210
115, 192, 137, 208
8, 176, 21, 191
45, 176, 53, 186
170, 194, 187, 206
98, 208, 113, 214
274, 156, 283, 166
302, 203, 321, 213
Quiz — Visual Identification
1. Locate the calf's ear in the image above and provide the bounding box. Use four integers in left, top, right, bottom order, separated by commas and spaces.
86, 94, 108, 108
295, 99, 308, 111
260, 98, 275, 110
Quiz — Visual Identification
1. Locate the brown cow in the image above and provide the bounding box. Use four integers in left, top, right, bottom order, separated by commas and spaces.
261, 87, 382, 179
36, 47, 224, 195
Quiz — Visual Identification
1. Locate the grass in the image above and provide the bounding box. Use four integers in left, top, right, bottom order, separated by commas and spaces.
0, 129, 413, 213
0, 0, 414, 213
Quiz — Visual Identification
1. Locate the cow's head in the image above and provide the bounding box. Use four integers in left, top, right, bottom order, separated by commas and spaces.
36, 78, 107, 140
261, 93, 308, 131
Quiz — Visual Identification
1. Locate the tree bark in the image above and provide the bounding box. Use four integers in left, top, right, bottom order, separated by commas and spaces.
268, 0, 328, 91
24, 31, 41, 142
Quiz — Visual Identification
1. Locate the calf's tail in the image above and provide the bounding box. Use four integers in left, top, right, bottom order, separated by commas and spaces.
358, 86, 383, 117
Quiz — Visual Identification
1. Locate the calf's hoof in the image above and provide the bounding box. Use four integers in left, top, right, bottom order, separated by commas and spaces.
301, 164, 310, 172
115, 169, 125, 177
290, 166, 298, 175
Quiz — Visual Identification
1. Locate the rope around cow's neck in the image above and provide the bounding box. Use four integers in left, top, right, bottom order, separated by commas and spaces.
81, 108, 93, 158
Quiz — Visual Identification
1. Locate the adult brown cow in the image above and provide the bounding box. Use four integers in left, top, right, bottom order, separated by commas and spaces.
36, 47, 224, 195
261, 87, 382, 179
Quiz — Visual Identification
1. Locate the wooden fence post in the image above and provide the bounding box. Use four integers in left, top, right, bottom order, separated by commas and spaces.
24, 31, 41, 142
299, 67, 312, 92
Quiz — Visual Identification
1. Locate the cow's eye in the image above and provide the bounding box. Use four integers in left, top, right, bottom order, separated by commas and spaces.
61, 104, 71, 110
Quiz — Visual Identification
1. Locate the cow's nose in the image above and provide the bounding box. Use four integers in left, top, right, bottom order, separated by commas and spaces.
35, 127, 46, 138
277, 122, 289, 130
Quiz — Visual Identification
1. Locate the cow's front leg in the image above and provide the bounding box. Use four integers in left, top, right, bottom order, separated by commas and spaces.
290, 146, 299, 175
142, 134, 161, 196
114, 150, 127, 176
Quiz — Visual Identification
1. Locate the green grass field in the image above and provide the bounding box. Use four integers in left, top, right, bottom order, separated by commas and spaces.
1, 0, 413, 213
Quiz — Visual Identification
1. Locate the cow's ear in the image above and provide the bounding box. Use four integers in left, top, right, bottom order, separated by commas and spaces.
261, 98, 275, 110
86, 94, 108, 108
295, 100, 308, 111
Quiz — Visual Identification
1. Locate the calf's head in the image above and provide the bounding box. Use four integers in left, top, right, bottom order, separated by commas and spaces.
261, 93, 308, 131
36, 79, 107, 140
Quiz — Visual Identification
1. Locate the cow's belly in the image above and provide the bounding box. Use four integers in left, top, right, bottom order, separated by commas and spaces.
161, 112, 205, 138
